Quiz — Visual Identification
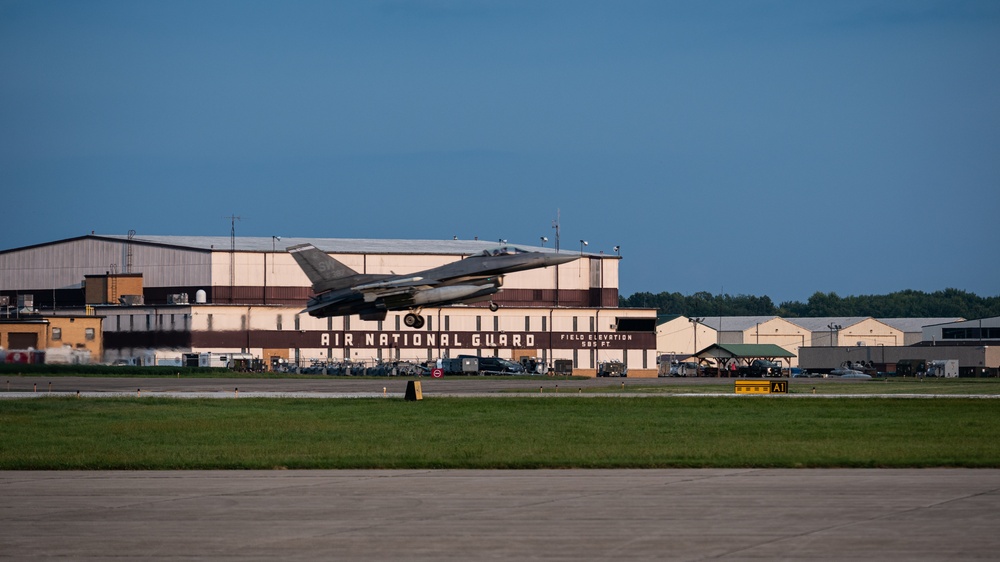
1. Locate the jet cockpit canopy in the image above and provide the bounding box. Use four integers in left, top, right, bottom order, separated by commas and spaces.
479, 246, 528, 257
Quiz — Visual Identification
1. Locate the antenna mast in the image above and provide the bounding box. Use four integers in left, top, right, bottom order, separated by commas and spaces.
551, 209, 561, 253
225, 214, 241, 303
126, 229, 135, 273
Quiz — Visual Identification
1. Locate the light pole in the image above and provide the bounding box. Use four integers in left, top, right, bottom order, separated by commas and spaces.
540, 236, 548, 248
265, 235, 281, 306
689, 317, 705, 356
271, 236, 281, 273
827, 323, 842, 347
580, 240, 588, 255
613, 245, 620, 256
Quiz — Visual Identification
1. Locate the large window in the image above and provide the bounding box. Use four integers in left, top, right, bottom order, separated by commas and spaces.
942, 327, 1000, 340
52, 327, 62, 341
615, 318, 657, 332
85, 328, 95, 341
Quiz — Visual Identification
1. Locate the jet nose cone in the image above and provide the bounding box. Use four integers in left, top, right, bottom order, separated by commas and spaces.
542, 253, 580, 265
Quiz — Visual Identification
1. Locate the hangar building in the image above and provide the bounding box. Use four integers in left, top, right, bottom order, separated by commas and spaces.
0, 234, 658, 376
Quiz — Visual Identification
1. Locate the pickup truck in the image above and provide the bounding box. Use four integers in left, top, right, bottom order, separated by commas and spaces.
739, 359, 783, 377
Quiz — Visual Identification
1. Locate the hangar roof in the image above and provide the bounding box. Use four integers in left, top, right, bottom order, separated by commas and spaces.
9, 234, 593, 257
878, 318, 965, 332
784, 317, 872, 331
698, 316, 780, 331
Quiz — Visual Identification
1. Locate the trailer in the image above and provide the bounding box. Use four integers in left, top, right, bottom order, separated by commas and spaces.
596, 360, 627, 377
926, 359, 959, 378
194, 352, 255, 369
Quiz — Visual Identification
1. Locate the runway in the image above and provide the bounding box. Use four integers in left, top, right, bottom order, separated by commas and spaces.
3, 469, 999, 560
1, 375, 996, 400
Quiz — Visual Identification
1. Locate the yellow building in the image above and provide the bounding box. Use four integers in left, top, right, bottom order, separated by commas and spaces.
0, 314, 104, 362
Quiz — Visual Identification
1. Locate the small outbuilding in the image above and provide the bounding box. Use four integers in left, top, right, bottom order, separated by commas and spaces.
694, 343, 796, 376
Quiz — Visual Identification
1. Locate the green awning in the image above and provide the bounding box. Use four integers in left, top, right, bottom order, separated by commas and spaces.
695, 343, 796, 360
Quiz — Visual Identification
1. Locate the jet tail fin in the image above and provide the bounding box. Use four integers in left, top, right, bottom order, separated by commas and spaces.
287, 243, 359, 291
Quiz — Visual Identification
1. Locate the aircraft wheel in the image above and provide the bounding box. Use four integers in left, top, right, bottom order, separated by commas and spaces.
489, 301, 499, 312
413, 316, 425, 329
404, 313, 419, 327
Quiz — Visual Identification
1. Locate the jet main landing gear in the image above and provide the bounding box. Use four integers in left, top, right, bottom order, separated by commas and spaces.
403, 313, 425, 329
403, 302, 498, 329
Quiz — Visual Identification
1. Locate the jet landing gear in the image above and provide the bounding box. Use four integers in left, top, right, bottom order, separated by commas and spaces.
403, 313, 425, 329
403, 302, 498, 329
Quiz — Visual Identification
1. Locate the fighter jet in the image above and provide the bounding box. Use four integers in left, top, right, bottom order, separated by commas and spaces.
287, 243, 579, 329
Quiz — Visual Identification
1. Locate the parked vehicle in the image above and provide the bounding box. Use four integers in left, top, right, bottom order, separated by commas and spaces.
596, 360, 627, 377
674, 361, 704, 377
453, 355, 525, 375
552, 359, 574, 377
519, 357, 547, 375
738, 359, 782, 377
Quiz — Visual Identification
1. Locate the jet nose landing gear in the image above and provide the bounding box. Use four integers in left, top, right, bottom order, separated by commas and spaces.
403, 313, 425, 329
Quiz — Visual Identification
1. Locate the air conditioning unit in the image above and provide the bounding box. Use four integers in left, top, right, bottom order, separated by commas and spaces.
119, 295, 144, 306
168, 293, 189, 305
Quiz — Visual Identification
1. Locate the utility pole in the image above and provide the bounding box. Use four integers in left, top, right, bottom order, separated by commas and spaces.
225, 214, 241, 304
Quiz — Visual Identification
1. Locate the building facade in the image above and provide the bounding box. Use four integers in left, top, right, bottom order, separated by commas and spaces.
0, 314, 104, 363
1, 234, 657, 376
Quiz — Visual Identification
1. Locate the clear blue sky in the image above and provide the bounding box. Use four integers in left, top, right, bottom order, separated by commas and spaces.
2, 0, 998, 304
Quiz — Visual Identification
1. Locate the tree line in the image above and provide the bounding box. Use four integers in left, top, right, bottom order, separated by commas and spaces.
618, 288, 1000, 319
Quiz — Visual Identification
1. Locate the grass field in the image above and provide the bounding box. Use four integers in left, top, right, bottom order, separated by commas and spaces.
614, 378, 1000, 395
2, 396, 999, 469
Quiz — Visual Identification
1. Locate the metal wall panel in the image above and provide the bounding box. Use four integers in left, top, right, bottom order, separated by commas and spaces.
0, 239, 212, 290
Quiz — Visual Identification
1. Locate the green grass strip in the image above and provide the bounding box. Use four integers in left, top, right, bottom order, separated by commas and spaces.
2, 397, 998, 469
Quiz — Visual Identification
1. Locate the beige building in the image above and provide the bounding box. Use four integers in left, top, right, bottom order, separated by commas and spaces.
657, 316, 965, 369
786, 317, 904, 348
1, 234, 656, 376
699, 316, 811, 366
96, 304, 657, 376
655, 314, 716, 361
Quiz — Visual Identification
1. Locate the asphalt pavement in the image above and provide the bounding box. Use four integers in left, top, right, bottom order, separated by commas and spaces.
3, 469, 999, 560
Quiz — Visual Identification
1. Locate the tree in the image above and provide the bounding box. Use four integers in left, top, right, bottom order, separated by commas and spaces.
621, 288, 1000, 318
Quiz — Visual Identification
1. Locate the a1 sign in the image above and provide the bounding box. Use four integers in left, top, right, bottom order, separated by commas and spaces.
432, 368, 444, 378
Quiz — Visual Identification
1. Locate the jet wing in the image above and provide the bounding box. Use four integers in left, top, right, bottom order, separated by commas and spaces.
352, 276, 440, 303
